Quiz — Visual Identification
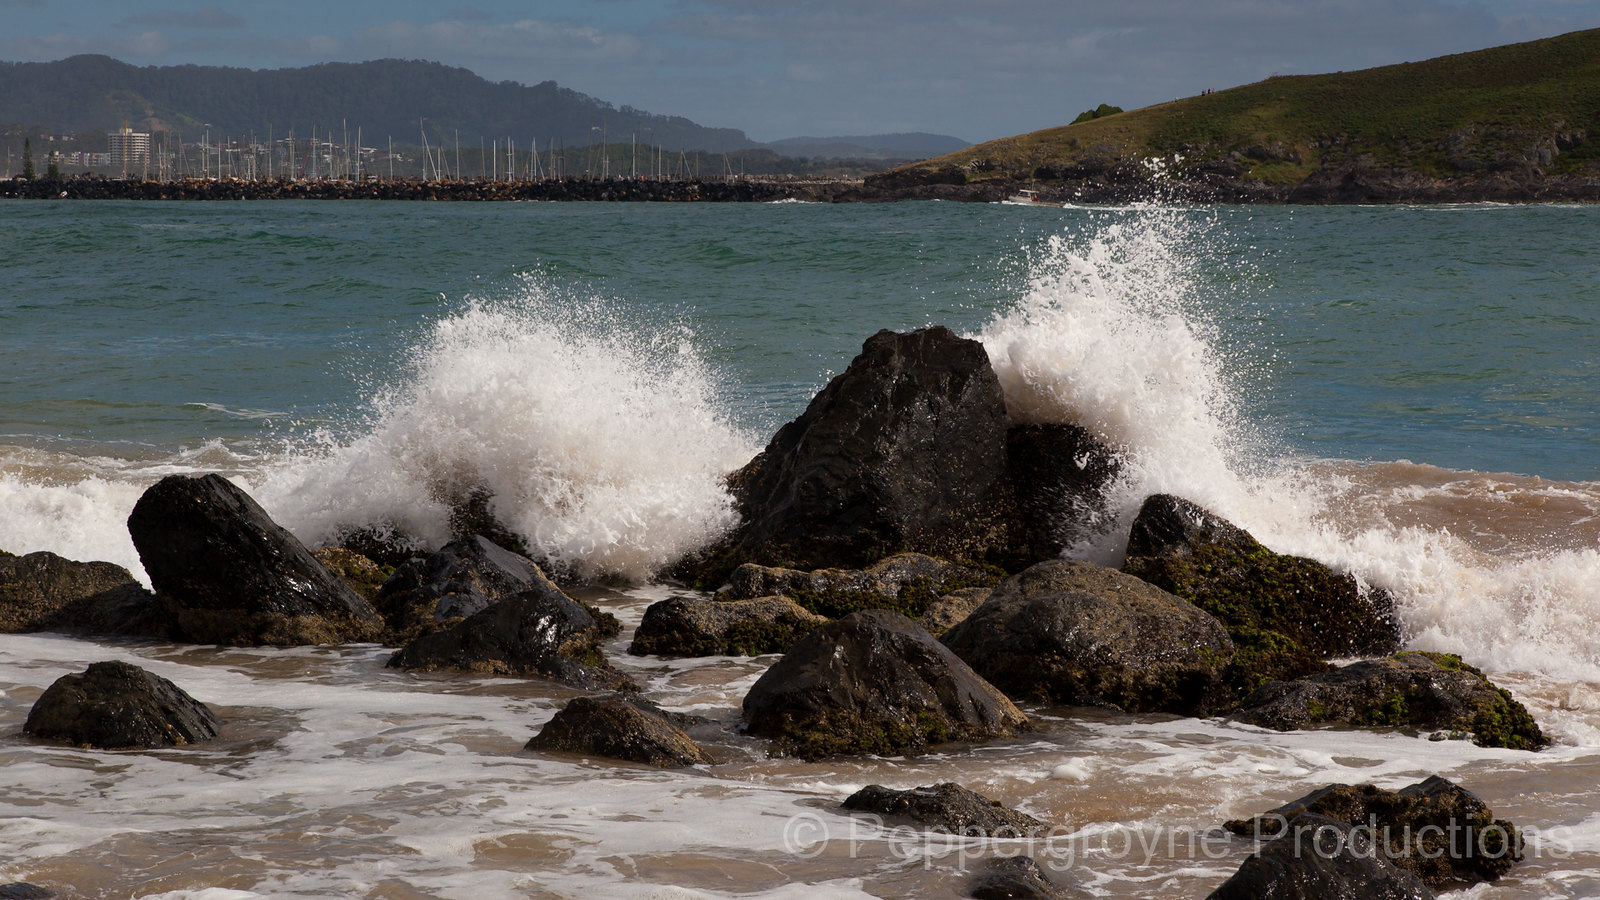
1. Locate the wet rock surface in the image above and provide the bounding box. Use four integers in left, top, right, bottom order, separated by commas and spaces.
387, 587, 635, 691
841, 782, 1044, 836
1224, 776, 1522, 888
742, 609, 1027, 760
0, 550, 163, 637
127, 473, 382, 646
1121, 494, 1399, 695
525, 694, 712, 768
372, 536, 561, 644
942, 559, 1233, 714
1207, 812, 1437, 900
628, 594, 826, 658
1231, 651, 1548, 751
719, 552, 1003, 620
967, 855, 1084, 900
24, 660, 221, 749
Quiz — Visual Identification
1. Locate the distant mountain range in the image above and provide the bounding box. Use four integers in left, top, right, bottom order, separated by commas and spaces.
0, 55, 966, 161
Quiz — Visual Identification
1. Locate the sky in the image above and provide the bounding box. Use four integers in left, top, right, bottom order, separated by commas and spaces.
2, 0, 1598, 144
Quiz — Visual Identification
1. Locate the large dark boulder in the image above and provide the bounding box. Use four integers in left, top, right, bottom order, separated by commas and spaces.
372, 536, 561, 644
127, 474, 382, 646
24, 660, 221, 749
941, 559, 1233, 715
742, 609, 1027, 760
1224, 776, 1521, 889
0, 550, 165, 637
842, 783, 1044, 836
1207, 812, 1436, 900
1232, 651, 1548, 751
525, 694, 712, 768
628, 595, 826, 658
388, 583, 635, 692
712, 327, 1016, 574
1121, 494, 1400, 693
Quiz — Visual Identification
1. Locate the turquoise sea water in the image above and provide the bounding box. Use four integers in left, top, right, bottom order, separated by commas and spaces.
3, 198, 1600, 899
4, 200, 1597, 478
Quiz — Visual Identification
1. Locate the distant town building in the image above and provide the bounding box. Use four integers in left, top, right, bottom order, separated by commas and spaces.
108, 127, 151, 171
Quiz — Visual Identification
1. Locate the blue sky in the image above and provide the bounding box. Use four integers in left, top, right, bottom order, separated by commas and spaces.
2, 0, 1597, 143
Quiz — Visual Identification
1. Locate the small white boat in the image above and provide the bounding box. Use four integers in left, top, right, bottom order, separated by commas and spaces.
1001, 188, 1061, 207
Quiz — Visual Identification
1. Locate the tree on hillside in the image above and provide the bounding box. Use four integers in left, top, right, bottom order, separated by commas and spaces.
1071, 104, 1123, 124
46, 149, 60, 180
21, 137, 33, 179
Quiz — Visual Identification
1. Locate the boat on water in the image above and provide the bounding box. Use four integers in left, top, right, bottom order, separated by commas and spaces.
1001, 188, 1063, 207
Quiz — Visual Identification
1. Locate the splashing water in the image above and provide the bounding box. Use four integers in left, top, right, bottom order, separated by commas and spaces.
978, 206, 1600, 682
257, 280, 756, 581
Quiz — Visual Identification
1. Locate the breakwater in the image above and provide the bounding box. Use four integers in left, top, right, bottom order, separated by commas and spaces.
0, 174, 874, 202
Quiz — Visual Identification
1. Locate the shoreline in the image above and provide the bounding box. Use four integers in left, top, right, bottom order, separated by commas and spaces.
5, 169, 1600, 204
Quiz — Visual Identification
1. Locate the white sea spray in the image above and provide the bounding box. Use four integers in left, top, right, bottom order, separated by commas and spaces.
255, 279, 757, 582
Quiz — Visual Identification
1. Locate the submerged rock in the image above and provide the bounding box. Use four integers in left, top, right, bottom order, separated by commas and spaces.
1224, 776, 1521, 888
968, 856, 1084, 900
372, 536, 563, 644
0, 550, 165, 637
24, 660, 221, 749
127, 473, 382, 646
742, 609, 1027, 760
387, 584, 635, 692
941, 559, 1233, 715
841, 782, 1045, 836
1207, 812, 1436, 900
1231, 651, 1548, 750
1121, 494, 1400, 694
0, 883, 56, 900
628, 595, 826, 658
525, 694, 712, 768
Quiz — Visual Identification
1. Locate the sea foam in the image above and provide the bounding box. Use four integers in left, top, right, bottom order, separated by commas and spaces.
256, 280, 756, 582
977, 205, 1600, 682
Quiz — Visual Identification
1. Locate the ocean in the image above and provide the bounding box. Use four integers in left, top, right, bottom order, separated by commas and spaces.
1, 197, 1598, 899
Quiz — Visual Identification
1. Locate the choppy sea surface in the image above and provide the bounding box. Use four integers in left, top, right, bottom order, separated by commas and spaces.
2, 198, 1599, 899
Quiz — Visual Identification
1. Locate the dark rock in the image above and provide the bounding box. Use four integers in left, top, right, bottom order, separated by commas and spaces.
1207, 812, 1436, 900
628, 595, 826, 657
1231, 651, 1548, 751
0, 884, 56, 900
387, 584, 635, 692
1224, 776, 1520, 888
1006, 422, 1122, 558
127, 474, 382, 646
1121, 494, 1399, 696
941, 559, 1233, 715
24, 660, 221, 749
968, 855, 1082, 900
0, 550, 166, 637
712, 327, 1017, 574
372, 536, 562, 644
842, 782, 1044, 836
525, 694, 712, 768
742, 609, 1027, 760
720, 552, 1004, 620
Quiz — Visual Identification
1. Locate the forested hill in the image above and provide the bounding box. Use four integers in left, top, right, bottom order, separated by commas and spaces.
0, 55, 755, 153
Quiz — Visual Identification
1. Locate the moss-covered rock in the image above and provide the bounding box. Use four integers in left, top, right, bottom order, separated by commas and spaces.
719, 553, 1005, 619
1121, 494, 1400, 698
1232, 651, 1548, 750
0, 550, 166, 637
941, 559, 1235, 715
742, 610, 1027, 760
1224, 776, 1523, 888
628, 595, 826, 657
